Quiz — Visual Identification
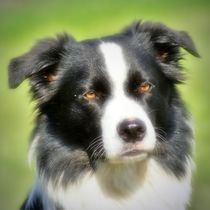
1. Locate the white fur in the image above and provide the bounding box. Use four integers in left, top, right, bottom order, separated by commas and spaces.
40, 158, 192, 210
28, 135, 40, 166
99, 42, 156, 159
99, 42, 128, 96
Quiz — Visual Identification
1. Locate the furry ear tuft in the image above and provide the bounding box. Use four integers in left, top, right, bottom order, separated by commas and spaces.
8, 34, 72, 88
123, 21, 200, 58
175, 30, 200, 57
123, 21, 200, 83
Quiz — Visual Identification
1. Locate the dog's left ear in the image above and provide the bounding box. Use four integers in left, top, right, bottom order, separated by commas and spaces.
123, 21, 200, 82
125, 21, 200, 60
142, 22, 200, 61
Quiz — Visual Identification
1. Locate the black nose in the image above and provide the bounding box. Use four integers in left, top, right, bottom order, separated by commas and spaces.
117, 119, 146, 142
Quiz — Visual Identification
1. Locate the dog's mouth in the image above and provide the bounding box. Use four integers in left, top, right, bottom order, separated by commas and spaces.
121, 149, 147, 157
108, 149, 149, 164
120, 148, 149, 161
122, 142, 152, 156
108, 143, 152, 164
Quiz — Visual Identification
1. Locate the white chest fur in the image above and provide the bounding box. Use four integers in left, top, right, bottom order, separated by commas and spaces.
41, 159, 192, 210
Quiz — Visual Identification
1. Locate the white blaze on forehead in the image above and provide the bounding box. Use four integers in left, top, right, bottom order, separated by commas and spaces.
99, 42, 127, 94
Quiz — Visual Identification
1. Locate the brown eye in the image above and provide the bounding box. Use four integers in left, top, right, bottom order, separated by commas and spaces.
137, 82, 153, 94
83, 91, 97, 101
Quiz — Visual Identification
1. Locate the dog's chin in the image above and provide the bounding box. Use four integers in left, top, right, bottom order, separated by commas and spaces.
107, 149, 151, 164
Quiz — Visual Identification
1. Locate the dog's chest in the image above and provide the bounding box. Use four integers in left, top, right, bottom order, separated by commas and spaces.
46, 159, 191, 210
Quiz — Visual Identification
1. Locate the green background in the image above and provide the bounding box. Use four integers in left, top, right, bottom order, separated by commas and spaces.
0, 0, 209, 209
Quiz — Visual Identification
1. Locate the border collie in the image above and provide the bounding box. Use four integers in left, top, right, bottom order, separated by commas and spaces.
9, 21, 199, 210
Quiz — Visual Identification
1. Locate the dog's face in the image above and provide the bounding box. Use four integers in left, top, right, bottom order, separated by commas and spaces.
9, 22, 199, 164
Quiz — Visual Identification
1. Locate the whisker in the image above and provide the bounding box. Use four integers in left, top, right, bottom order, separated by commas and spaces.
155, 127, 167, 136
90, 142, 103, 160
97, 146, 105, 159
156, 133, 167, 142
86, 136, 103, 151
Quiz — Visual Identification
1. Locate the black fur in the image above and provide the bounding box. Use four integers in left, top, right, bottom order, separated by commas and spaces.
20, 194, 43, 210
9, 21, 199, 210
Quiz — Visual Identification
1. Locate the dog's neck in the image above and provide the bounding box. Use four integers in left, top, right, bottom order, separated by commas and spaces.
95, 159, 148, 198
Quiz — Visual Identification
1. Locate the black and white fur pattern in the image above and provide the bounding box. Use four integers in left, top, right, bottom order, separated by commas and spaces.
9, 21, 199, 210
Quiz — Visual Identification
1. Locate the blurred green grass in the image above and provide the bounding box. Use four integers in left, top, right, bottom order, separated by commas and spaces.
0, 0, 209, 209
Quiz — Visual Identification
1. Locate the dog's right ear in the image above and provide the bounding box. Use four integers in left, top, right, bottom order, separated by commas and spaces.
8, 34, 73, 89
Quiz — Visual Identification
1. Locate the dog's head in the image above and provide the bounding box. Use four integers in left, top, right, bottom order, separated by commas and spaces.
9, 21, 199, 165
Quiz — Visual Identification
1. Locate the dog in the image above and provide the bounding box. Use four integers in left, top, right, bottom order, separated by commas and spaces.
9, 21, 199, 210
